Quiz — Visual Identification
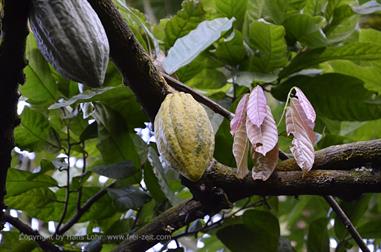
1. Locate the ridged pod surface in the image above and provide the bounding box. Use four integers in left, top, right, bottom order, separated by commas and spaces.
29, 0, 109, 87
154, 92, 215, 181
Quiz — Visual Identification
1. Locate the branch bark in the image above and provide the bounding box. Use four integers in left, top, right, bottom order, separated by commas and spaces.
0, 0, 29, 226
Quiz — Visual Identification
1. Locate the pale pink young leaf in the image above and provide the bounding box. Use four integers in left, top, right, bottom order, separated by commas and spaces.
230, 94, 249, 135
233, 119, 249, 178
246, 106, 278, 156
285, 98, 315, 171
294, 87, 316, 128
247, 86, 267, 127
252, 144, 279, 181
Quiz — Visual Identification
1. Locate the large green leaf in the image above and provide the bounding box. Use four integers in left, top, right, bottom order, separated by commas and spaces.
0, 232, 38, 252
263, 0, 289, 24
307, 218, 330, 252
327, 60, 381, 94
215, 0, 247, 27
14, 108, 60, 151
6, 169, 57, 196
93, 104, 140, 166
163, 17, 234, 74
283, 14, 327, 48
107, 187, 150, 210
272, 73, 381, 121
164, 0, 205, 48
214, 30, 246, 65
247, 20, 288, 72
21, 35, 59, 106
325, 5, 359, 44
279, 42, 381, 78
92, 161, 136, 179
217, 210, 280, 252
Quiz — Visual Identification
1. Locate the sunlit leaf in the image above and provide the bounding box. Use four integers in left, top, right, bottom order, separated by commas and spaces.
294, 87, 316, 128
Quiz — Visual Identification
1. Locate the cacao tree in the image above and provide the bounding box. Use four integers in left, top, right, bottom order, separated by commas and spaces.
1, 0, 381, 251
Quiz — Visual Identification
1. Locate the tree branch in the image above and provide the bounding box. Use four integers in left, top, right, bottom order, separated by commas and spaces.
89, 0, 171, 122
0, 0, 29, 226
55, 184, 111, 235
324, 195, 370, 252
3, 213, 61, 252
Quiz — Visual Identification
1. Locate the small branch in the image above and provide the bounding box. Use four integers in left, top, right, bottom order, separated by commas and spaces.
77, 143, 87, 210
0, 0, 29, 226
4, 213, 61, 252
162, 73, 234, 120
55, 184, 111, 235
324, 196, 370, 252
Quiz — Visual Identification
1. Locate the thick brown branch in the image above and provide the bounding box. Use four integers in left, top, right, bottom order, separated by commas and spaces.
4, 213, 61, 252
277, 139, 381, 171
0, 0, 29, 225
89, 0, 171, 121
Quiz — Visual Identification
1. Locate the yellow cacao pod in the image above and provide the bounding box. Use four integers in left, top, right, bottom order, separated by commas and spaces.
154, 92, 215, 181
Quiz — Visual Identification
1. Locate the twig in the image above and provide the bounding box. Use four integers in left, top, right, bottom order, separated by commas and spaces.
162, 73, 234, 120
77, 143, 87, 210
54, 123, 72, 235
4, 213, 61, 252
0, 0, 29, 226
55, 183, 113, 235
324, 195, 370, 252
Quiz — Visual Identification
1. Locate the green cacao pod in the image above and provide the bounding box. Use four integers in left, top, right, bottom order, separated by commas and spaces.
154, 92, 215, 182
29, 0, 109, 87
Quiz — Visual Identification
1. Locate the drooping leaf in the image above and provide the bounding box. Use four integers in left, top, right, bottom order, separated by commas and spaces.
92, 161, 136, 179
107, 187, 150, 210
246, 106, 278, 156
163, 17, 235, 74
352, 0, 381, 15
286, 98, 315, 171
247, 86, 267, 127
252, 144, 279, 181
233, 118, 249, 179
230, 93, 249, 135
294, 87, 316, 127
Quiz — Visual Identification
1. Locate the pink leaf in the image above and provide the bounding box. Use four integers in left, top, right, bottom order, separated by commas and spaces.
246, 106, 278, 156
230, 94, 249, 135
247, 86, 267, 127
233, 120, 249, 179
252, 144, 279, 181
286, 98, 315, 171
294, 87, 316, 128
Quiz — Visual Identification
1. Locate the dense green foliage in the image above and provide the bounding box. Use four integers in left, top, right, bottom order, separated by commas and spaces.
2, 0, 381, 251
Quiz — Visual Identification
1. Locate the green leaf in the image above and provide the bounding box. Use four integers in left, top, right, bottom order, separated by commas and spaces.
6, 169, 58, 196
307, 218, 330, 252
217, 210, 280, 252
147, 147, 182, 205
5, 187, 56, 213
272, 73, 381, 121
0, 231, 38, 252
358, 217, 381, 239
327, 60, 381, 94
143, 162, 167, 203
80, 121, 98, 141
49, 87, 114, 109
247, 21, 288, 72
92, 161, 136, 179
185, 68, 227, 90
93, 104, 140, 166
165, 0, 205, 48
163, 17, 234, 74
359, 28, 381, 44
214, 30, 246, 65
284, 14, 327, 48
21, 35, 59, 106
107, 187, 150, 210
279, 42, 381, 78
14, 108, 60, 151
341, 119, 381, 141
263, 0, 289, 24
325, 5, 359, 44
215, 0, 247, 27
303, 0, 326, 17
